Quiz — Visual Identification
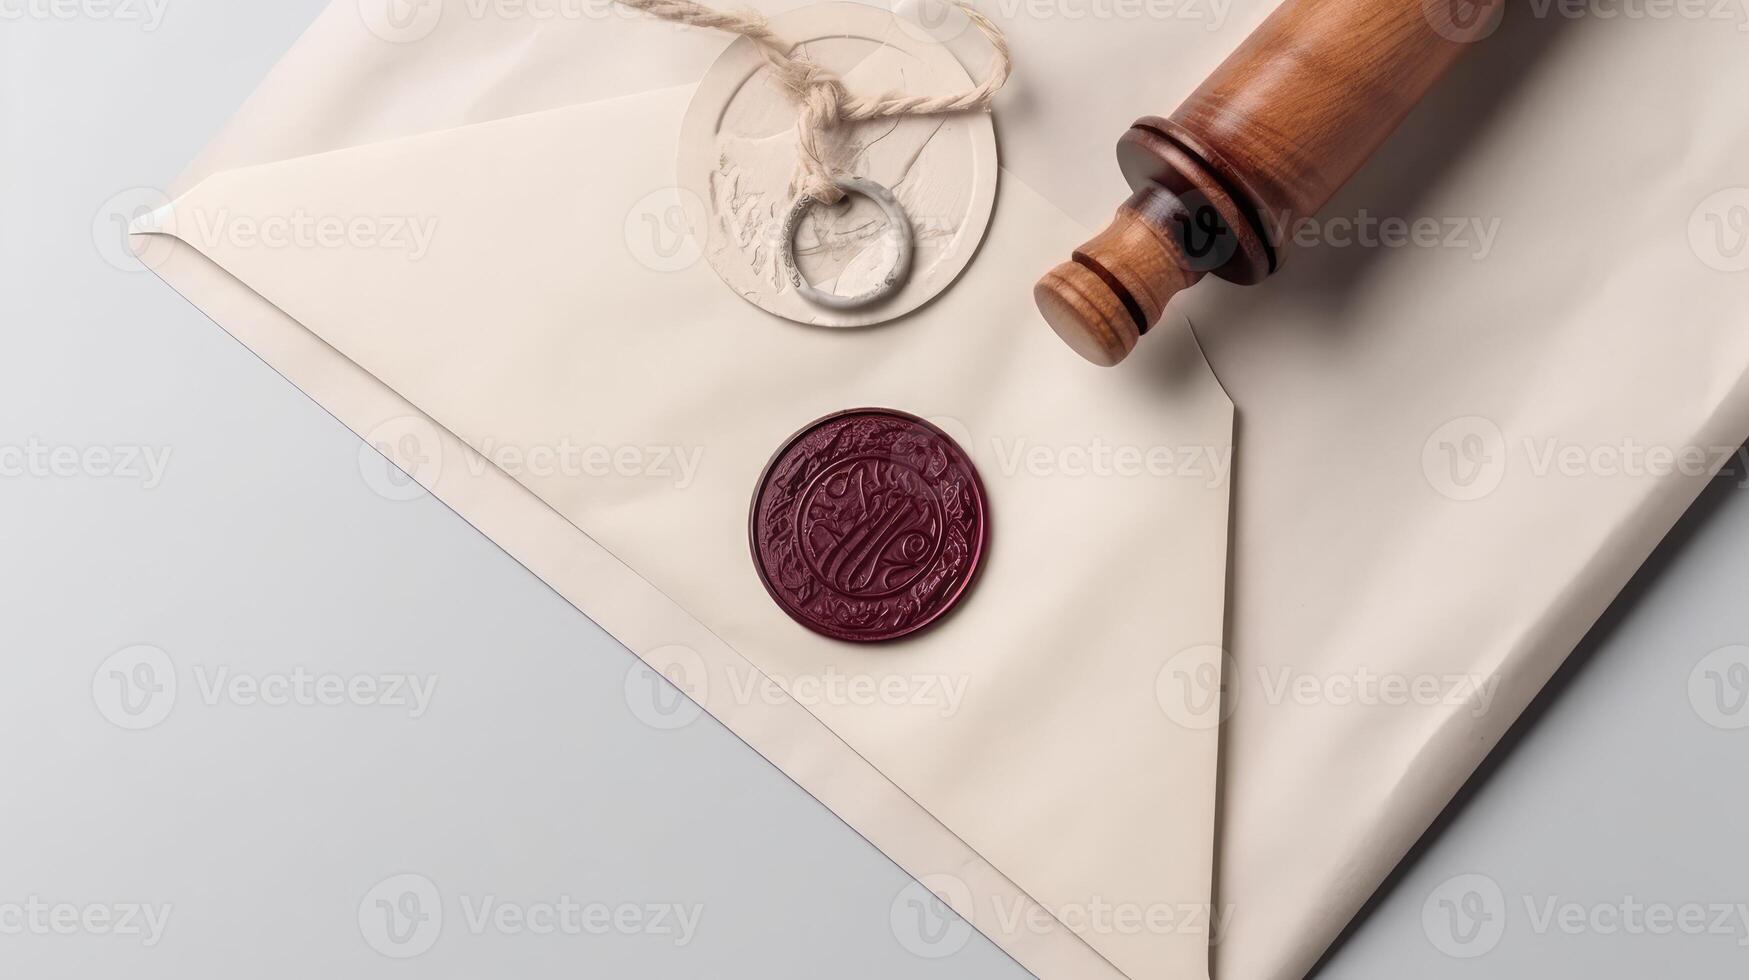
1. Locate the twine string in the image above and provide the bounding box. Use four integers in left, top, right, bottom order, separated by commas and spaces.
617, 0, 1012, 204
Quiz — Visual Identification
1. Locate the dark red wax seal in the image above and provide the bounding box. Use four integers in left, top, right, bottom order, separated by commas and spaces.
750, 409, 989, 643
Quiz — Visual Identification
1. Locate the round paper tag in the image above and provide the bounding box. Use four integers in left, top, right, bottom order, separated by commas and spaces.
678, 2, 1000, 327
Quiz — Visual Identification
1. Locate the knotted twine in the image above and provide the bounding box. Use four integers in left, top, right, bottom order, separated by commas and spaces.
615, 0, 1012, 205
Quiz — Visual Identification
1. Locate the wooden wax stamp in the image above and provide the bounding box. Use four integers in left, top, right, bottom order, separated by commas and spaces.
1036, 0, 1506, 365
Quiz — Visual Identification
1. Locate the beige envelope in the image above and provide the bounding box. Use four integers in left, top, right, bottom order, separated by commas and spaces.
132, 2, 1749, 979
134, 76, 1236, 980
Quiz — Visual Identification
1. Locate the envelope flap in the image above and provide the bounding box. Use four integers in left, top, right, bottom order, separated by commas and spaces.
136, 86, 1234, 980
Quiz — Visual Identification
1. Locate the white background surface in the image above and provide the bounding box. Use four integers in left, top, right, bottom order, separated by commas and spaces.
4, 2, 1749, 977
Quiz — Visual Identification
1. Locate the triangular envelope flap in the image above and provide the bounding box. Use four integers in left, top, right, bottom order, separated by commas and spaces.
146, 85, 1232, 979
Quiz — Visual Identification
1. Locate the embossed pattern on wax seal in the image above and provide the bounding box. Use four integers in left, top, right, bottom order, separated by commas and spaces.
750, 409, 988, 643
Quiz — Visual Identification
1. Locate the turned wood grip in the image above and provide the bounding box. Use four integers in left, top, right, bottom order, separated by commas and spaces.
1036, 0, 1501, 366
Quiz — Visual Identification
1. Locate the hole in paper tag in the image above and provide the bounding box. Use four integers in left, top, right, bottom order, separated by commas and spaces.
678, 1, 999, 327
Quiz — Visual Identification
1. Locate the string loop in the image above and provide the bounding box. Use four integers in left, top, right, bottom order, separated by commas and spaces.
617, 0, 1012, 204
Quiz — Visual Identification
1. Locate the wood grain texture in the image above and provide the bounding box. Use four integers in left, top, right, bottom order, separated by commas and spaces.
1036, 0, 1502, 365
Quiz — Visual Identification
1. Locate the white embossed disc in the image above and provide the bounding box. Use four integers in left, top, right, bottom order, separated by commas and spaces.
678, 2, 1000, 327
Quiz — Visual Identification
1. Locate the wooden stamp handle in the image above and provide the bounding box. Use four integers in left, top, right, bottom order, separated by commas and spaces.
1036, 0, 1502, 365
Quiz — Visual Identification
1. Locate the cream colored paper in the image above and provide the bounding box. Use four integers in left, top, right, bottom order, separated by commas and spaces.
135, 81, 1234, 979
133, 2, 1749, 979
134, 222, 1138, 980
